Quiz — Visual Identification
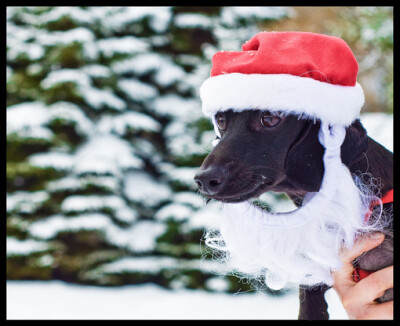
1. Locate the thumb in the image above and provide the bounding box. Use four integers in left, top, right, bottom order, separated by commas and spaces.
341, 232, 385, 263
333, 232, 385, 289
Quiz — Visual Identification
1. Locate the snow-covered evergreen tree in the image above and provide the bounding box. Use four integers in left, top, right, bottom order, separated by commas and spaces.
7, 7, 289, 291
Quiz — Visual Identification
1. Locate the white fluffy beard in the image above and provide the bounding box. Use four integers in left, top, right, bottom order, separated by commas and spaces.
204, 124, 385, 290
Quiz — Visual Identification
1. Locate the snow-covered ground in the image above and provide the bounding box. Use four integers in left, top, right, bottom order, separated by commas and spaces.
6, 281, 348, 319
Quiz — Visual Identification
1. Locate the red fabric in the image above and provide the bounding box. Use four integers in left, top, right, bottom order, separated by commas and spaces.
210, 31, 359, 86
354, 189, 393, 282
353, 266, 374, 282
380, 189, 393, 205
364, 189, 394, 222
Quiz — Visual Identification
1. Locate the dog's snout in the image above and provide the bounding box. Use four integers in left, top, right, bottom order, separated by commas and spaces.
194, 166, 227, 196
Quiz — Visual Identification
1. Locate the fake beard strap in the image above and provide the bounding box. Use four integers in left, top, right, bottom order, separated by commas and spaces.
205, 122, 383, 290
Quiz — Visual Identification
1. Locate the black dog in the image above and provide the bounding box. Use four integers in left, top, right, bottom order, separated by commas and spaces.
194, 110, 393, 320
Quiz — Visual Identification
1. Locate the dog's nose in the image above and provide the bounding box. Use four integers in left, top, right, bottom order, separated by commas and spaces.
194, 166, 227, 196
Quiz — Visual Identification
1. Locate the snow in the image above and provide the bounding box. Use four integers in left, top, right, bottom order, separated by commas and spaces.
153, 63, 186, 87
97, 111, 161, 135
6, 66, 12, 81
7, 191, 49, 214
6, 102, 53, 140
6, 281, 348, 319
173, 191, 205, 209
48, 175, 119, 194
184, 200, 222, 231
29, 152, 75, 171
28, 214, 164, 253
98, 255, 228, 278
74, 134, 143, 176
41, 69, 126, 111
48, 101, 93, 135
103, 7, 172, 33
34, 6, 93, 25
360, 112, 393, 152
205, 276, 230, 292
96, 36, 149, 57
221, 6, 288, 25
7, 238, 49, 256
160, 165, 199, 190
60, 195, 137, 223
175, 13, 213, 29
163, 117, 213, 158
81, 64, 111, 78
155, 203, 193, 221
28, 213, 111, 239
151, 94, 200, 119
41, 69, 91, 89
83, 86, 126, 111
117, 78, 158, 102
112, 53, 164, 75
36, 27, 95, 46
7, 101, 94, 141
6, 22, 45, 61
112, 53, 186, 87
123, 171, 171, 207
101, 256, 178, 275
113, 220, 165, 253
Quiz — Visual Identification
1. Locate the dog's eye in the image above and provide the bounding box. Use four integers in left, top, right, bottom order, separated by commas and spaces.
215, 113, 226, 131
261, 112, 281, 127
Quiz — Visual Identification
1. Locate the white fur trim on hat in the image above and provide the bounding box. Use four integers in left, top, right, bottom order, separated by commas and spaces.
200, 73, 364, 126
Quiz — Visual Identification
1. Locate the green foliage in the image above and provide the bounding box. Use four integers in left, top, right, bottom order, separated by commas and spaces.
5, 6, 292, 293
327, 7, 393, 113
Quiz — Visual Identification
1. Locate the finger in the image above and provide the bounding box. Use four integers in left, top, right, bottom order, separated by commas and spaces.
339, 266, 393, 308
340, 232, 385, 262
358, 266, 393, 303
333, 233, 386, 292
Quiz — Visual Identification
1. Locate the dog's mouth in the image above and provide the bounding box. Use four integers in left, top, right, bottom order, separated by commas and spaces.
206, 181, 272, 204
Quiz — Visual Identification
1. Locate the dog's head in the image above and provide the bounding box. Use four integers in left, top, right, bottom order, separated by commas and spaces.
194, 110, 368, 203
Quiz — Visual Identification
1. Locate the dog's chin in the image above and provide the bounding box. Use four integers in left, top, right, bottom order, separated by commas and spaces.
207, 183, 269, 204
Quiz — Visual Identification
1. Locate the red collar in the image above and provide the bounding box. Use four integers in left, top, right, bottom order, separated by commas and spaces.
364, 189, 394, 222
353, 189, 393, 282
380, 189, 394, 205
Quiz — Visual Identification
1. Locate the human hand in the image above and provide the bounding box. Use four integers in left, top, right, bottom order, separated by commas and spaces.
332, 233, 393, 320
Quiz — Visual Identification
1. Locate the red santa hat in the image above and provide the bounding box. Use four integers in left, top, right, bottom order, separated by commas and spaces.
200, 31, 364, 126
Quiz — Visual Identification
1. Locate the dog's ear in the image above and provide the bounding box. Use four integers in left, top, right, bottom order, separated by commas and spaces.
284, 121, 324, 192
284, 119, 369, 193
341, 119, 369, 167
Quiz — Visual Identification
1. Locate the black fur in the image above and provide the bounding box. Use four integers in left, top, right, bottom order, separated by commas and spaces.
194, 110, 393, 320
